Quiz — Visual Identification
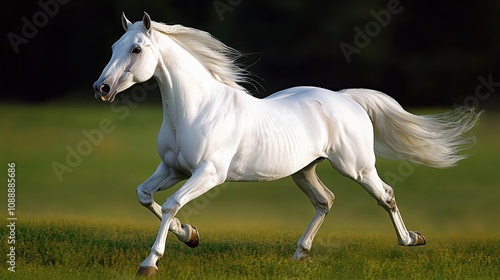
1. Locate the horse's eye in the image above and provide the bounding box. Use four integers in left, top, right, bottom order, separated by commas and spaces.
132, 47, 142, 54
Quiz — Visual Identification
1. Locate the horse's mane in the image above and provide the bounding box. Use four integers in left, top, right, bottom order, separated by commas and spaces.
151, 22, 249, 93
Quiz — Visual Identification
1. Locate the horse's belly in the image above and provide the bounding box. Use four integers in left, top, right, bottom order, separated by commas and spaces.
226, 143, 324, 182
226, 161, 297, 182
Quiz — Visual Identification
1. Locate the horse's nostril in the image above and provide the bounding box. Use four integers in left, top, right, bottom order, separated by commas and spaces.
100, 84, 111, 95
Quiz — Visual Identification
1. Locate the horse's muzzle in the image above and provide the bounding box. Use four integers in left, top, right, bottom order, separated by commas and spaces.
93, 81, 113, 102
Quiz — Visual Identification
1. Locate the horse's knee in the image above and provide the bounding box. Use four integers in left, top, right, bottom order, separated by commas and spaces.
137, 185, 153, 207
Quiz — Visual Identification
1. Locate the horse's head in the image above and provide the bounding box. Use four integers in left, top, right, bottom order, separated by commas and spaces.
93, 12, 158, 102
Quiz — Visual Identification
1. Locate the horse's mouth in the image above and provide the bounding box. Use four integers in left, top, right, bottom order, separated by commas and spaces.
96, 91, 117, 103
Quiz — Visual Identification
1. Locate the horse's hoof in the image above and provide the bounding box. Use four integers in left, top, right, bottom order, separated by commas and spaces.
409, 231, 426, 246
181, 224, 199, 248
136, 266, 158, 277
292, 249, 311, 261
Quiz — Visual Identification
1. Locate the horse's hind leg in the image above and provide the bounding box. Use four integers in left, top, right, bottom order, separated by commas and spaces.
331, 155, 426, 246
291, 159, 335, 260
356, 168, 426, 246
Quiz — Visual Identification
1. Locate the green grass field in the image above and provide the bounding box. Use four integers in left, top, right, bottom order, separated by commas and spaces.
1, 102, 499, 279
2, 218, 498, 279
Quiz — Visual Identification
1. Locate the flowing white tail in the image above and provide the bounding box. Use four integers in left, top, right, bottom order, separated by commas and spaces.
342, 89, 481, 168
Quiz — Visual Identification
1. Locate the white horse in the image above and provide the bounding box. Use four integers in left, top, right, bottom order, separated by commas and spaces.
94, 13, 480, 276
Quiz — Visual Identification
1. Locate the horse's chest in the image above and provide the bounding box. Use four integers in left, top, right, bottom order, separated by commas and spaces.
156, 127, 203, 173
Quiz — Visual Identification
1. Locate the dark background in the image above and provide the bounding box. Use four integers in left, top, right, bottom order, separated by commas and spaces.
1, 0, 499, 107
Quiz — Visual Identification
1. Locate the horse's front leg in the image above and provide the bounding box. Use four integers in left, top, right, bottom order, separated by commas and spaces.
137, 162, 224, 276
136, 163, 197, 247
137, 162, 184, 219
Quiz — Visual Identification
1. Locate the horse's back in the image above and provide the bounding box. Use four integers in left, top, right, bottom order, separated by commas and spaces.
264, 86, 371, 127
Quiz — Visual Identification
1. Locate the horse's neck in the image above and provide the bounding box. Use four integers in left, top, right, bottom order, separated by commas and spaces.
153, 35, 228, 127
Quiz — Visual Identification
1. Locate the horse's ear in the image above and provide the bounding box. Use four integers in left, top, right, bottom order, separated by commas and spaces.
121, 12, 132, 31
142, 12, 152, 31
